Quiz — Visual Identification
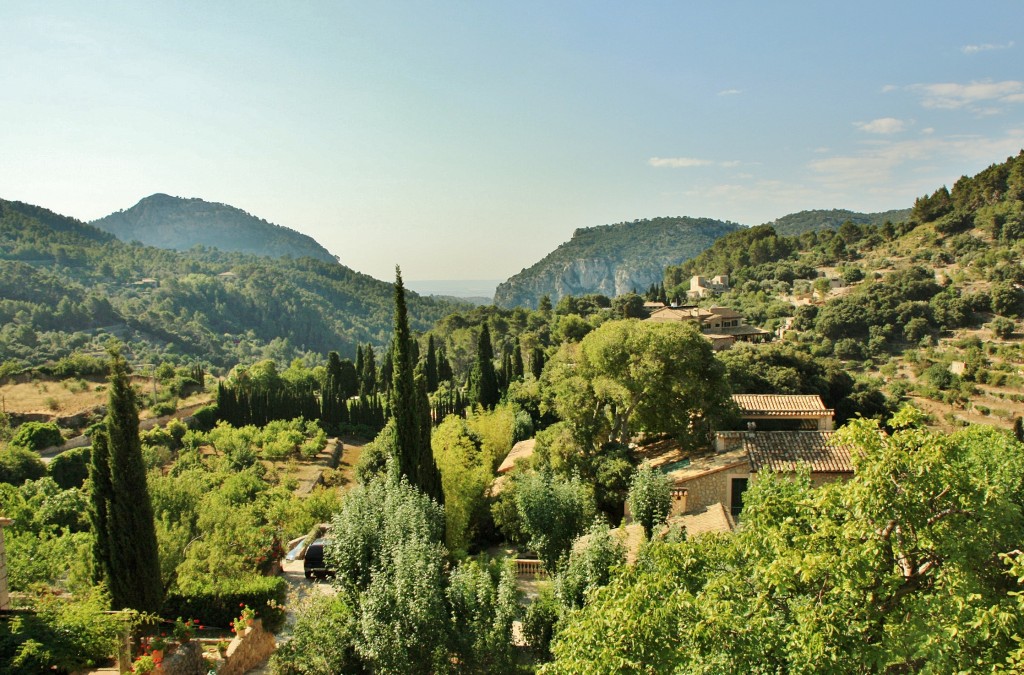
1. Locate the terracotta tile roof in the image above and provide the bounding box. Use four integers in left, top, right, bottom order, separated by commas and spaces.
707, 306, 744, 320
731, 394, 831, 416
744, 431, 854, 473
646, 306, 712, 322
666, 448, 750, 482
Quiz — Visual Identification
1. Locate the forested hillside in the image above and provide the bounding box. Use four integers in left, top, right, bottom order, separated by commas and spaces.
767, 207, 911, 236
494, 217, 741, 308
92, 193, 337, 263
0, 198, 461, 372
665, 150, 1024, 431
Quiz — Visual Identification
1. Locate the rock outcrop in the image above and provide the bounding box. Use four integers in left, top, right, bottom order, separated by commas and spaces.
494, 217, 741, 308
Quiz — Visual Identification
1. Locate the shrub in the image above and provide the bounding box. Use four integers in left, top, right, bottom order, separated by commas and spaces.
0, 445, 47, 486
190, 404, 219, 430
162, 576, 288, 633
47, 446, 91, 490
10, 421, 63, 451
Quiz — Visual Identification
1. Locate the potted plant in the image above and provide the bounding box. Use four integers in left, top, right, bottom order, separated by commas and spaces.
239, 603, 256, 627
132, 654, 157, 674
149, 634, 170, 662
217, 639, 230, 658
173, 617, 199, 643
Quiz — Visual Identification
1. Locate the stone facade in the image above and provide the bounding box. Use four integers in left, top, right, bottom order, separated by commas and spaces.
219, 618, 276, 675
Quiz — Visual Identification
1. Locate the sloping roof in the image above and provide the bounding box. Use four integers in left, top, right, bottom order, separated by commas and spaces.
744, 431, 854, 473
732, 394, 831, 416
666, 448, 750, 483
707, 306, 743, 320
647, 306, 712, 322
497, 438, 535, 474
668, 502, 735, 537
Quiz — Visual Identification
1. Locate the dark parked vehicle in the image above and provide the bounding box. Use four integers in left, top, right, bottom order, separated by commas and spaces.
303, 538, 335, 579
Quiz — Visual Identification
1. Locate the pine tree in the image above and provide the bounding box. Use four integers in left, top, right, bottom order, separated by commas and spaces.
390, 267, 443, 503
470, 321, 500, 409
94, 347, 162, 612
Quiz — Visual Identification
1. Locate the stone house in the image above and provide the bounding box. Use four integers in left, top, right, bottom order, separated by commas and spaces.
646, 305, 772, 350
688, 274, 729, 299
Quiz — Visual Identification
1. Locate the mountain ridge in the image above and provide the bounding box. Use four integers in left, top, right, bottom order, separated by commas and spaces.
91, 193, 337, 264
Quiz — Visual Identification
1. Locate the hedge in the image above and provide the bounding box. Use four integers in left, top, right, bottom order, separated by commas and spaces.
162, 576, 287, 633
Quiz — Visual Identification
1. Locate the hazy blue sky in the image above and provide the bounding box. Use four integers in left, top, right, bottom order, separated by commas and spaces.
2, 2, 1022, 281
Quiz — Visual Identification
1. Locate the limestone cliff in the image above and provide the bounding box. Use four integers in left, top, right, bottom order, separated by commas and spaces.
494, 217, 741, 308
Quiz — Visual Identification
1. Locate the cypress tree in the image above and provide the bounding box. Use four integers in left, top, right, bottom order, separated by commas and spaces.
360, 345, 377, 397
97, 348, 162, 612
470, 321, 500, 409
424, 335, 439, 393
390, 267, 443, 503
512, 339, 525, 380
322, 351, 344, 432
88, 428, 112, 585
437, 346, 453, 384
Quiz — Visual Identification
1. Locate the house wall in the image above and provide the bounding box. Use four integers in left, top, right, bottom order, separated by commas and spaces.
677, 467, 750, 514
809, 472, 850, 487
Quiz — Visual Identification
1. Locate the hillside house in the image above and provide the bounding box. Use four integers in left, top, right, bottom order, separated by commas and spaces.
646, 305, 771, 350
641, 394, 851, 519
688, 274, 729, 299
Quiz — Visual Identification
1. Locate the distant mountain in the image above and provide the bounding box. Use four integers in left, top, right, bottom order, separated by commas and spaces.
92, 194, 337, 263
0, 197, 461, 368
767, 208, 911, 237
494, 217, 743, 308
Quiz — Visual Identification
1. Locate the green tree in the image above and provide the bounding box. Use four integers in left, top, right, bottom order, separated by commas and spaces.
544, 319, 733, 451
389, 267, 443, 503
93, 348, 162, 612
514, 471, 595, 571
10, 422, 63, 451
626, 461, 672, 537
470, 321, 500, 409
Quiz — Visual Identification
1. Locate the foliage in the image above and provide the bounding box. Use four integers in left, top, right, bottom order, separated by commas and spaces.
9, 421, 62, 451
545, 413, 1024, 673
513, 471, 596, 570
91, 348, 162, 613
543, 319, 733, 451
270, 594, 365, 675
555, 521, 626, 609
431, 415, 492, 553
162, 576, 287, 633
626, 461, 672, 537
47, 445, 90, 489
0, 590, 128, 675
446, 557, 519, 673
0, 444, 46, 486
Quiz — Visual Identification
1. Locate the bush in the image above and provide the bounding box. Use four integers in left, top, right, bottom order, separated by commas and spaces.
10, 421, 63, 451
270, 595, 363, 674
162, 576, 288, 633
0, 445, 47, 486
190, 404, 219, 430
47, 446, 91, 490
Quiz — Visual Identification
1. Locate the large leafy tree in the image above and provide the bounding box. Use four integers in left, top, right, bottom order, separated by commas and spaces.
90, 347, 162, 612
626, 461, 672, 537
544, 411, 1024, 673
543, 319, 734, 451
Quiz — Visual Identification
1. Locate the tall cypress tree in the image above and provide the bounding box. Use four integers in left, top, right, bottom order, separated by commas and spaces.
424, 335, 439, 393
512, 339, 525, 380
322, 351, 344, 432
470, 321, 500, 409
95, 347, 162, 612
88, 428, 112, 586
390, 267, 443, 503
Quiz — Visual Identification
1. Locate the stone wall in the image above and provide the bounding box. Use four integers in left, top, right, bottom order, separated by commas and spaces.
678, 467, 750, 514
159, 641, 205, 675
219, 618, 276, 675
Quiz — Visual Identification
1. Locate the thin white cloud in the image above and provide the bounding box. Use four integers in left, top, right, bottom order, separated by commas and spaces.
881, 85, 899, 93
907, 80, 1024, 111
649, 157, 713, 168
921, 127, 935, 135
854, 117, 907, 134
649, 157, 743, 169
808, 129, 1024, 189
718, 88, 742, 96
961, 41, 1014, 54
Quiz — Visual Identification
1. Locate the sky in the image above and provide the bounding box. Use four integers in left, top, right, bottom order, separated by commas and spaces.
2, 2, 1023, 283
